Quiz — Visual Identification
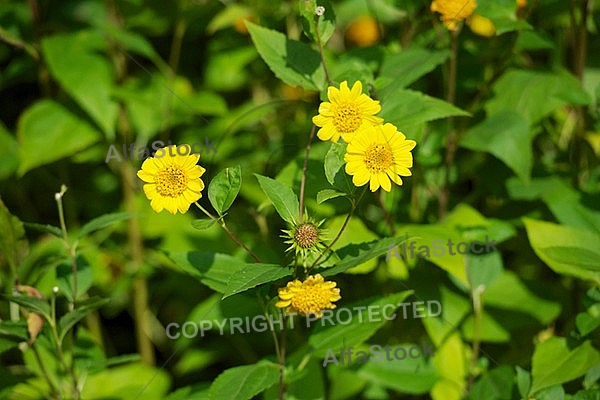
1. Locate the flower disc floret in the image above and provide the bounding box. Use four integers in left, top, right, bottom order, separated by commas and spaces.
312, 81, 383, 143
275, 274, 341, 317
344, 123, 416, 192
137, 145, 206, 214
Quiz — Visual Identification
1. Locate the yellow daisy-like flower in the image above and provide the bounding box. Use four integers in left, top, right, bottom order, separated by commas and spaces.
312, 81, 383, 143
137, 145, 206, 214
431, 0, 477, 30
344, 123, 416, 192
275, 274, 341, 317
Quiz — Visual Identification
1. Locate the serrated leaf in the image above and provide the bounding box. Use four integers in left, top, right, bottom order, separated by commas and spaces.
246, 22, 324, 91
379, 89, 470, 130
318, 236, 408, 277
209, 361, 279, 400
58, 297, 110, 344
223, 264, 292, 299
377, 48, 449, 92
78, 212, 135, 238
255, 174, 299, 224
208, 166, 242, 216
167, 251, 247, 293
324, 142, 352, 193
191, 219, 218, 230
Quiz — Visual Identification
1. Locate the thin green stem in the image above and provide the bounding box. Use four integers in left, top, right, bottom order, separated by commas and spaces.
194, 202, 261, 262
299, 124, 316, 222
315, 20, 332, 85
439, 28, 459, 219
308, 187, 367, 271
467, 285, 485, 392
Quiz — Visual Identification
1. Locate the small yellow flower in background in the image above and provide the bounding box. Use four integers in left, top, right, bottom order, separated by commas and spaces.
344, 123, 416, 192
345, 16, 381, 47
312, 81, 383, 144
516, 0, 526, 10
137, 145, 206, 214
431, 0, 477, 30
275, 274, 341, 317
468, 14, 496, 37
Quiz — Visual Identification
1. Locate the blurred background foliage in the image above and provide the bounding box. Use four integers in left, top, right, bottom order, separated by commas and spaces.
1, 0, 600, 399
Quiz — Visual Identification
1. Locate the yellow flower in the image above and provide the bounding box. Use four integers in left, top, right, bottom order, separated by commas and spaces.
275, 274, 341, 317
137, 145, 206, 214
431, 0, 477, 30
468, 14, 496, 37
344, 123, 416, 192
312, 81, 383, 143
516, 0, 526, 9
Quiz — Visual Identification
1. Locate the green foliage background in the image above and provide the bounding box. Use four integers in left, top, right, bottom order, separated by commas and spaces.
0, 0, 600, 399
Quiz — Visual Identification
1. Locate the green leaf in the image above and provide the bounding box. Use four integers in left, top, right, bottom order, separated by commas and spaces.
209, 361, 279, 400
524, 218, 600, 283
0, 122, 18, 180
223, 264, 292, 299
486, 69, 590, 125
0, 321, 29, 342
17, 99, 101, 175
208, 166, 242, 216
254, 174, 300, 224
191, 219, 218, 231
469, 366, 514, 400
167, 252, 247, 293
324, 142, 354, 194
0, 199, 28, 274
576, 312, 600, 337
300, 0, 336, 45
379, 89, 470, 131
308, 291, 413, 356
461, 110, 532, 183
165, 383, 210, 400
2, 295, 51, 322
23, 222, 63, 238
357, 343, 439, 394
316, 189, 346, 204
41, 30, 118, 139
318, 236, 408, 277
56, 255, 94, 302
81, 363, 171, 399
377, 48, 449, 92
530, 337, 600, 395
246, 22, 324, 91
58, 297, 110, 343
78, 212, 135, 238
516, 366, 532, 399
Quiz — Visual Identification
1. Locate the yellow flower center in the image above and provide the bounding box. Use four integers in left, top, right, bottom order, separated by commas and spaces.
294, 223, 319, 249
333, 103, 362, 133
364, 143, 393, 173
290, 285, 335, 315
155, 166, 188, 197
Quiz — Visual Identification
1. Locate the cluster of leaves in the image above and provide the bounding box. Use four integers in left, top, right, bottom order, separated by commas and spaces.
0, 0, 600, 399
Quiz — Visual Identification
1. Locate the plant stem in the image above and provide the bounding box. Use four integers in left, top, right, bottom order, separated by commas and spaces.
315, 22, 332, 85
194, 202, 261, 262
299, 124, 316, 221
439, 28, 459, 219
467, 285, 485, 391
